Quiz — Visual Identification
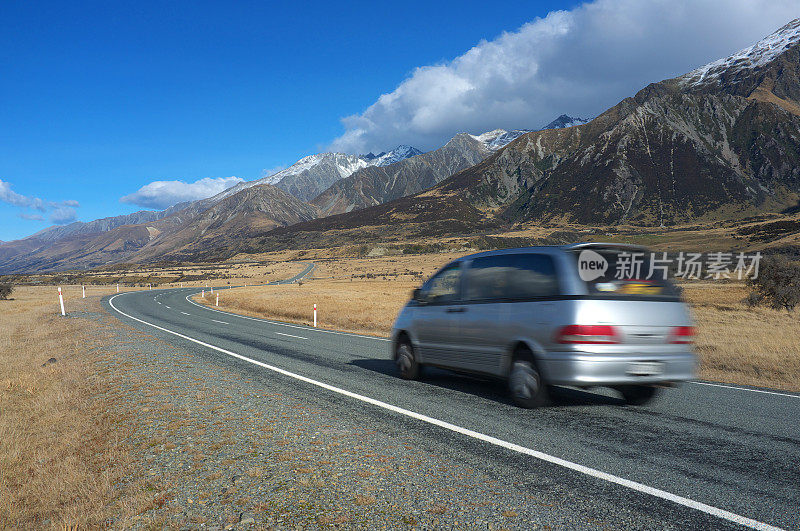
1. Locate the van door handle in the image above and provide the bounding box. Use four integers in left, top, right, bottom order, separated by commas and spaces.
446, 307, 466, 313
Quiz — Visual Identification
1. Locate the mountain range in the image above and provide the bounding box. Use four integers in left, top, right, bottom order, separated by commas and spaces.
2, 18, 799, 272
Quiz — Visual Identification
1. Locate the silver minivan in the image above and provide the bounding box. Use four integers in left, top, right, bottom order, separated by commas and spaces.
390, 244, 697, 407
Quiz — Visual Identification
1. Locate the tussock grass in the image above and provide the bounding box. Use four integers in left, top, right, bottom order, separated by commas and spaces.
683, 282, 800, 390
197, 256, 800, 392
0, 285, 146, 528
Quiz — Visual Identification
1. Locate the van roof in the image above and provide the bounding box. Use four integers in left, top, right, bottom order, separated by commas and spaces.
460, 242, 649, 261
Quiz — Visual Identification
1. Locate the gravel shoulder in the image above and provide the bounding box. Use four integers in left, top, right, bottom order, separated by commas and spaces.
92, 293, 702, 530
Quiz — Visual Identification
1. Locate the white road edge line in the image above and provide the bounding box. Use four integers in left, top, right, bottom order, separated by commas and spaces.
184, 293, 390, 342
108, 292, 782, 531
689, 381, 799, 399
275, 332, 308, 340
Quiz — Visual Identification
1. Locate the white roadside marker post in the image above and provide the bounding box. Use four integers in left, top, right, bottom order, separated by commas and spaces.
82, 285, 85, 298
202, 289, 205, 298
313, 304, 317, 327
210, 286, 214, 294
180, 282, 183, 288
58, 287, 65, 316
148, 283, 152, 290
216, 293, 219, 307
116, 283, 119, 293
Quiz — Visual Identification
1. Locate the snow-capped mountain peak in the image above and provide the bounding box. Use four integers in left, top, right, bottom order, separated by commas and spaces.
470, 129, 532, 151
543, 114, 590, 130
362, 145, 424, 167
679, 18, 800, 88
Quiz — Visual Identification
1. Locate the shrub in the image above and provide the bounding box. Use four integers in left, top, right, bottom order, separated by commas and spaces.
746, 256, 800, 311
0, 283, 12, 300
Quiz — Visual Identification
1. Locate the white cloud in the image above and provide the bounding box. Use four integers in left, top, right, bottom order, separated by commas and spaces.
259, 165, 287, 179
0, 179, 45, 211
120, 176, 245, 210
330, 0, 799, 153
1, 179, 80, 223
49, 206, 77, 225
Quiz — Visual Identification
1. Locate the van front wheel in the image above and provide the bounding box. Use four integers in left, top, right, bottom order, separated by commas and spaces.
509, 359, 549, 408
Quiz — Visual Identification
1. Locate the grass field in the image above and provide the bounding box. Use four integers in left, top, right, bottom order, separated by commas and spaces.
0, 285, 153, 527
195, 255, 800, 392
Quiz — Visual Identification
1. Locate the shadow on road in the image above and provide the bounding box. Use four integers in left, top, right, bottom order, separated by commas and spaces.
350, 358, 624, 408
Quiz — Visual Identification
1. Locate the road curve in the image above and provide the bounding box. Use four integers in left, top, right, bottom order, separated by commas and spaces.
104, 283, 800, 530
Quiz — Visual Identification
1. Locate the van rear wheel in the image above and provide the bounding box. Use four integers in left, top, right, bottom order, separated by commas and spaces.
509, 359, 549, 408
617, 385, 659, 405
395, 341, 420, 380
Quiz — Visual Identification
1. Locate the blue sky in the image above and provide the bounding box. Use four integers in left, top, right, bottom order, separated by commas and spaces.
0, 0, 796, 241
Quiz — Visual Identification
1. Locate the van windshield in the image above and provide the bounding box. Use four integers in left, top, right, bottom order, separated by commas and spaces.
569, 247, 681, 300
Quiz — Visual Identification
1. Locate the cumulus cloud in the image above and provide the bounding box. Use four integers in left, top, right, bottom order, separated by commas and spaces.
1, 178, 80, 224
0, 179, 45, 211
120, 176, 244, 209
49, 206, 77, 225
330, 0, 799, 153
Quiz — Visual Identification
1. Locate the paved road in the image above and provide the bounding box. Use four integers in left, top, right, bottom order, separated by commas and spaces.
104, 279, 800, 530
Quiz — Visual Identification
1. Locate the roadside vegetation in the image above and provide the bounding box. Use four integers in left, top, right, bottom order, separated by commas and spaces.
195, 254, 800, 392
745, 255, 800, 311
0, 286, 148, 527
0, 283, 12, 300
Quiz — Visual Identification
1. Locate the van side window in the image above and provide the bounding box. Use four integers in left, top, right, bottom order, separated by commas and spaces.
467, 254, 558, 301
421, 263, 462, 303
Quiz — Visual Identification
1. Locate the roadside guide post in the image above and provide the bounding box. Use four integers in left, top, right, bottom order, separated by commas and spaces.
82, 285, 85, 298
314, 304, 317, 327
58, 287, 65, 316
216, 293, 219, 307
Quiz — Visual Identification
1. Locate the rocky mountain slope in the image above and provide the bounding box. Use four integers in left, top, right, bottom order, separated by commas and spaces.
23, 209, 171, 243
309, 128, 531, 216
416, 19, 800, 226
254, 145, 422, 202
0, 184, 316, 272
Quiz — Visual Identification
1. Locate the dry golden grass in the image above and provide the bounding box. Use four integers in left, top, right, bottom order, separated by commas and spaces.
683, 282, 800, 391
197, 256, 800, 392
195, 254, 460, 335
0, 285, 147, 528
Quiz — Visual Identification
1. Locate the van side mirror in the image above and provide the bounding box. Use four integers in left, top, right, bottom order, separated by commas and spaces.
412, 288, 426, 303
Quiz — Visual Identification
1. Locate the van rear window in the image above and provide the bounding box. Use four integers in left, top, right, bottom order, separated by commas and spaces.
570, 248, 680, 299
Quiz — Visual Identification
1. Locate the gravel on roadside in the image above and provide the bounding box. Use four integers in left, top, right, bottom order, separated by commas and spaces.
82, 300, 662, 530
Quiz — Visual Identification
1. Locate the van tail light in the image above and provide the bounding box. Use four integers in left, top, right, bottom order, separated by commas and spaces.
557, 325, 620, 344
669, 326, 695, 344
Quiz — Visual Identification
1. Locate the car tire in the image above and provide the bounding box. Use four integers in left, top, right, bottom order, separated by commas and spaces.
508, 357, 549, 408
395, 341, 420, 380
617, 385, 659, 405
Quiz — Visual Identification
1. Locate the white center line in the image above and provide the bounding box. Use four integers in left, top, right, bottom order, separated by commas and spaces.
275, 332, 308, 340
212, 319, 229, 325
107, 292, 782, 531
180, 311, 190, 315
184, 293, 390, 342
165, 306, 171, 309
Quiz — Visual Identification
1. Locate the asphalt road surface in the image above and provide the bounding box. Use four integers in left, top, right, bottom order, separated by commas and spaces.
104, 273, 799, 530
